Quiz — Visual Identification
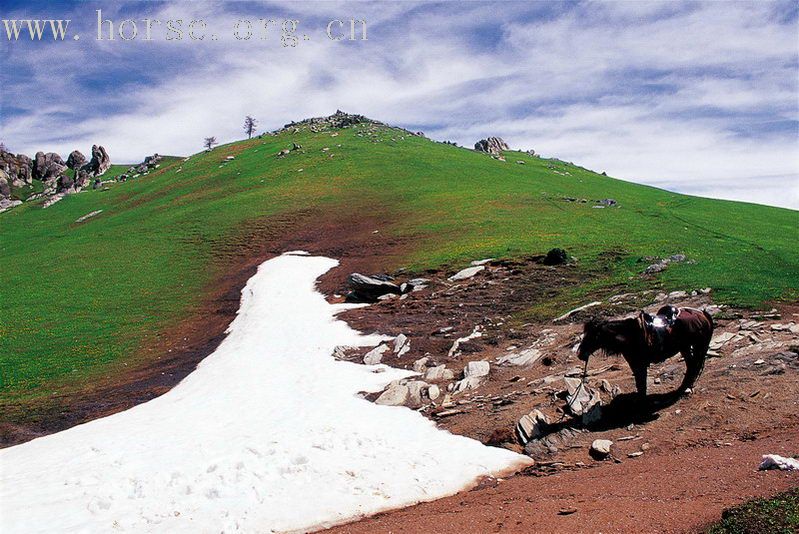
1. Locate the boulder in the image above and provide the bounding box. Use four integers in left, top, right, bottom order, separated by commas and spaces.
375, 383, 410, 406
563, 377, 601, 416
448, 265, 485, 281
454, 375, 485, 393
33, 151, 67, 182
82, 145, 110, 177
66, 150, 86, 170
0, 150, 33, 187
516, 409, 550, 444
464, 360, 490, 378
590, 439, 613, 459
406, 380, 429, 406
363, 343, 388, 365
474, 137, 509, 156
412, 357, 429, 373
346, 272, 401, 302
427, 384, 441, 401
424, 365, 454, 381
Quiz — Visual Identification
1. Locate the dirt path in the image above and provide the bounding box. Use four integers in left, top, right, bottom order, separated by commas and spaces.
327, 429, 798, 534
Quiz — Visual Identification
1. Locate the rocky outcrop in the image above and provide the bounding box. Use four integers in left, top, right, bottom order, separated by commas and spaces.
474, 137, 509, 156
1, 150, 33, 187
83, 145, 110, 177
33, 152, 67, 183
285, 110, 376, 133
66, 150, 86, 170
0, 169, 10, 199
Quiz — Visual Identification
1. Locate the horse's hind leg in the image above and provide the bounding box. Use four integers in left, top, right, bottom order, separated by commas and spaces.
679, 342, 708, 393
632, 363, 648, 404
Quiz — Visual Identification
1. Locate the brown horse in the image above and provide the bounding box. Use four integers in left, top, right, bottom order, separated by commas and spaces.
577, 306, 714, 404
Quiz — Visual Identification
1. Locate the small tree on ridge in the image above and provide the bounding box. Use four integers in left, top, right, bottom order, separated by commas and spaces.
244, 115, 258, 139
203, 136, 218, 151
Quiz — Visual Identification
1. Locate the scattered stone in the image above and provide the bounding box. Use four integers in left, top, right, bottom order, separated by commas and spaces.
392, 334, 411, 358
563, 377, 601, 416
424, 365, 454, 381
412, 357, 430, 373
710, 332, 737, 350
375, 383, 410, 406
346, 272, 401, 302
516, 409, 550, 444
427, 384, 441, 401
497, 348, 541, 367
553, 301, 602, 322
454, 376, 485, 393
363, 344, 389, 365
628, 451, 644, 458
759, 454, 799, 471
406, 380, 429, 406
74, 210, 103, 223
448, 265, 485, 281
447, 327, 483, 357
470, 258, 494, 266
464, 360, 490, 378
668, 290, 688, 299
590, 439, 613, 459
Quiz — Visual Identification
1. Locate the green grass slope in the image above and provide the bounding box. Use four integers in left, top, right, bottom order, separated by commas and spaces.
1, 118, 797, 408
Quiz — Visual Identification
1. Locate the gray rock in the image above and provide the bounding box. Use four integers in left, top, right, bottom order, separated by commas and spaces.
33, 151, 67, 182
393, 334, 410, 357
81, 145, 110, 177
464, 360, 490, 378
66, 150, 86, 170
346, 272, 401, 302
590, 439, 613, 459
474, 137, 509, 156
424, 365, 454, 381
427, 384, 441, 401
375, 384, 410, 406
563, 377, 600, 416
454, 375, 485, 393
0, 150, 33, 187
497, 348, 541, 367
448, 265, 485, 281
516, 409, 549, 444
363, 344, 388, 365
412, 357, 429, 373
406, 380, 429, 406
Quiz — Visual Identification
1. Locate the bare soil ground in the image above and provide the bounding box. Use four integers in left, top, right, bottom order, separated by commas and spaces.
326, 262, 799, 533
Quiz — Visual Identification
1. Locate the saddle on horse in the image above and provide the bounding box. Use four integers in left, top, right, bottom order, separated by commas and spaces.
641, 305, 681, 359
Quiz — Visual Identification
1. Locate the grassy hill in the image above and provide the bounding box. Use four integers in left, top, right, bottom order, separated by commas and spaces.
1, 115, 797, 417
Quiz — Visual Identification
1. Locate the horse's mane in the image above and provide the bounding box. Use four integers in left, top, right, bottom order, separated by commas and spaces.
587, 316, 640, 355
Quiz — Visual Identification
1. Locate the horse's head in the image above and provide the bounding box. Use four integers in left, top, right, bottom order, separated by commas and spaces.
577, 319, 603, 362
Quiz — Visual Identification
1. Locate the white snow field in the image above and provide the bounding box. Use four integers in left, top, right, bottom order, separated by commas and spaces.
0, 253, 528, 533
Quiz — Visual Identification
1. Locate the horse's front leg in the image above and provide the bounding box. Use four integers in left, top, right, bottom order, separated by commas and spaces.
633, 363, 648, 401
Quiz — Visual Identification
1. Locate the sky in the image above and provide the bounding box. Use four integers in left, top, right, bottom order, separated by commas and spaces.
1, 0, 797, 209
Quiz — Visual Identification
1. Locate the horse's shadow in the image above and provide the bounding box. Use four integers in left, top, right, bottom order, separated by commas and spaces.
539, 390, 684, 439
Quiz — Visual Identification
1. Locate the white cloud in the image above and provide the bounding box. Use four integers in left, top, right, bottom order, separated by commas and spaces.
1, 0, 796, 208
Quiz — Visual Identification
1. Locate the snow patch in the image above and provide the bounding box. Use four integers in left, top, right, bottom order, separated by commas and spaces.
0, 254, 527, 533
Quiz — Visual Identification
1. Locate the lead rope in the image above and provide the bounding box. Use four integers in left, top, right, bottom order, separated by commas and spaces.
558, 358, 589, 422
